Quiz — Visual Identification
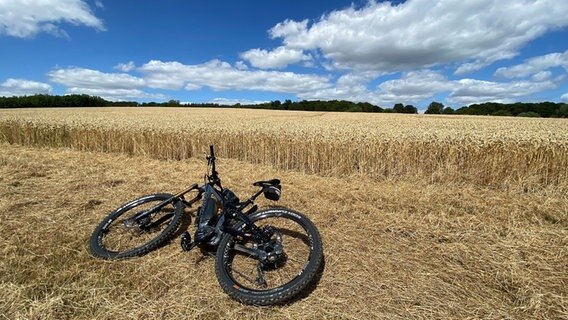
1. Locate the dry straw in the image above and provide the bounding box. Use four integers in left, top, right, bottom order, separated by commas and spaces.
1, 143, 566, 319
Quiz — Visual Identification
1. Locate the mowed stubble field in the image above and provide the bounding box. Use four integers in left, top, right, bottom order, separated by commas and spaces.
0, 108, 567, 319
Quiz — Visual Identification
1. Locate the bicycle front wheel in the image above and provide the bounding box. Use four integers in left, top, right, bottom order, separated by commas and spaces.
215, 207, 323, 305
89, 193, 184, 259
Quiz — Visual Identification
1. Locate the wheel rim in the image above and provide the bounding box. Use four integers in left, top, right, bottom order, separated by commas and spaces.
99, 198, 177, 254
222, 215, 313, 292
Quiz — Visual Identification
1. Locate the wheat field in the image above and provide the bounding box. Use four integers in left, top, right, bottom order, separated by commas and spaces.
1, 107, 567, 193
0, 107, 567, 319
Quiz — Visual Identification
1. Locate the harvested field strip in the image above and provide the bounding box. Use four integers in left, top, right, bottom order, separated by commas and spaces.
1, 107, 568, 193
0, 143, 566, 319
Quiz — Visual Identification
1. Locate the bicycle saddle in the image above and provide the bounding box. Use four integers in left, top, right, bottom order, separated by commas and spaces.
253, 179, 281, 186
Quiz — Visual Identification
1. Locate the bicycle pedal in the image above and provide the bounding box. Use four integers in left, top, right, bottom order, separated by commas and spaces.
180, 231, 196, 251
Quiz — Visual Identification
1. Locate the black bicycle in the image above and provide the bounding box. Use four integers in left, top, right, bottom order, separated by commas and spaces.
89, 145, 323, 305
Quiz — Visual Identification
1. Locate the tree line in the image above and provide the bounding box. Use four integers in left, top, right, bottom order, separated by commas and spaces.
1, 94, 567, 117
424, 101, 568, 118
152, 99, 419, 114
0, 94, 136, 108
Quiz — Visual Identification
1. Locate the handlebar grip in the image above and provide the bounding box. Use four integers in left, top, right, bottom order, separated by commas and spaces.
209, 144, 215, 158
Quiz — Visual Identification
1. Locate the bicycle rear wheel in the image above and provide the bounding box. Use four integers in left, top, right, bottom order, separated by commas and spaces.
215, 207, 323, 305
89, 193, 184, 259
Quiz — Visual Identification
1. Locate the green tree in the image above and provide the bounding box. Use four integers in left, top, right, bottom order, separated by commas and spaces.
556, 104, 568, 118
404, 105, 417, 114
393, 103, 405, 113
491, 110, 512, 117
518, 111, 541, 117
425, 101, 445, 114
167, 99, 180, 106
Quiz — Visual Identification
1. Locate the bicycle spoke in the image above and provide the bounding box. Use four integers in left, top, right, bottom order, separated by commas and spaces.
100, 200, 177, 253
228, 263, 258, 286
256, 264, 268, 288
223, 215, 313, 291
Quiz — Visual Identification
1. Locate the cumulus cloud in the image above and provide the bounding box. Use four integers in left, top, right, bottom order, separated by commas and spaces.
48, 67, 145, 89
378, 72, 560, 106
138, 59, 331, 93
240, 46, 311, 69
494, 50, 568, 79
0, 78, 52, 96
65, 87, 166, 101
208, 98, 269, 105
300, 69, 562, 107
298, 71, 379, 102
46, 67, 159, 101
264, 0, 568, 73
531, 71, 552, 82
270, 19, 308, 39
561, 93, 568, 102
234, 61, 248, 70
447, 78, 559, 105
300, 70, 454, 105
114, 61, 136, 72
0, 0, 104, 38
374, 71, 453, 104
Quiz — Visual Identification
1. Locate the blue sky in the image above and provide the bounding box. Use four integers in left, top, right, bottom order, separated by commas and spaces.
1, 0, 568, 108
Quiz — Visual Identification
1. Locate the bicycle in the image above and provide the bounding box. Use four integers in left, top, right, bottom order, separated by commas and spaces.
89, 145, 324, 305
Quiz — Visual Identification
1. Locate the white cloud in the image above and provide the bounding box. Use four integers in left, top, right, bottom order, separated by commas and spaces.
240, 46, 311, 69
448, 79, 559, 105
114, 61, 136, 72
494, 50, 568, 79
531, 71, 552, 82
265, 0, 568, 73
300, 70, 454, 106
95, 1, 104, 9
300, 69, 562, 107
47, 67, 156, 101
374, 70, 453, 104
298, 71, 379, 102
138, 59, 331, 93
455, 52, 519, 75
208, 98, 269, 105
48, 67, 145, 89
38, 61, 565, 106
235, 61, 248, 70
0, 78, 52, 96
0, 0, 104, 38
270, 19, 308, 40
65, 87, 166, 101
561, 93, 568, 102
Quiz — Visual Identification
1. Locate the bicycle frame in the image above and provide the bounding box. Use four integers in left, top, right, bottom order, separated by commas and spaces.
126, 146, 270, 248
90, 144, 322, 305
